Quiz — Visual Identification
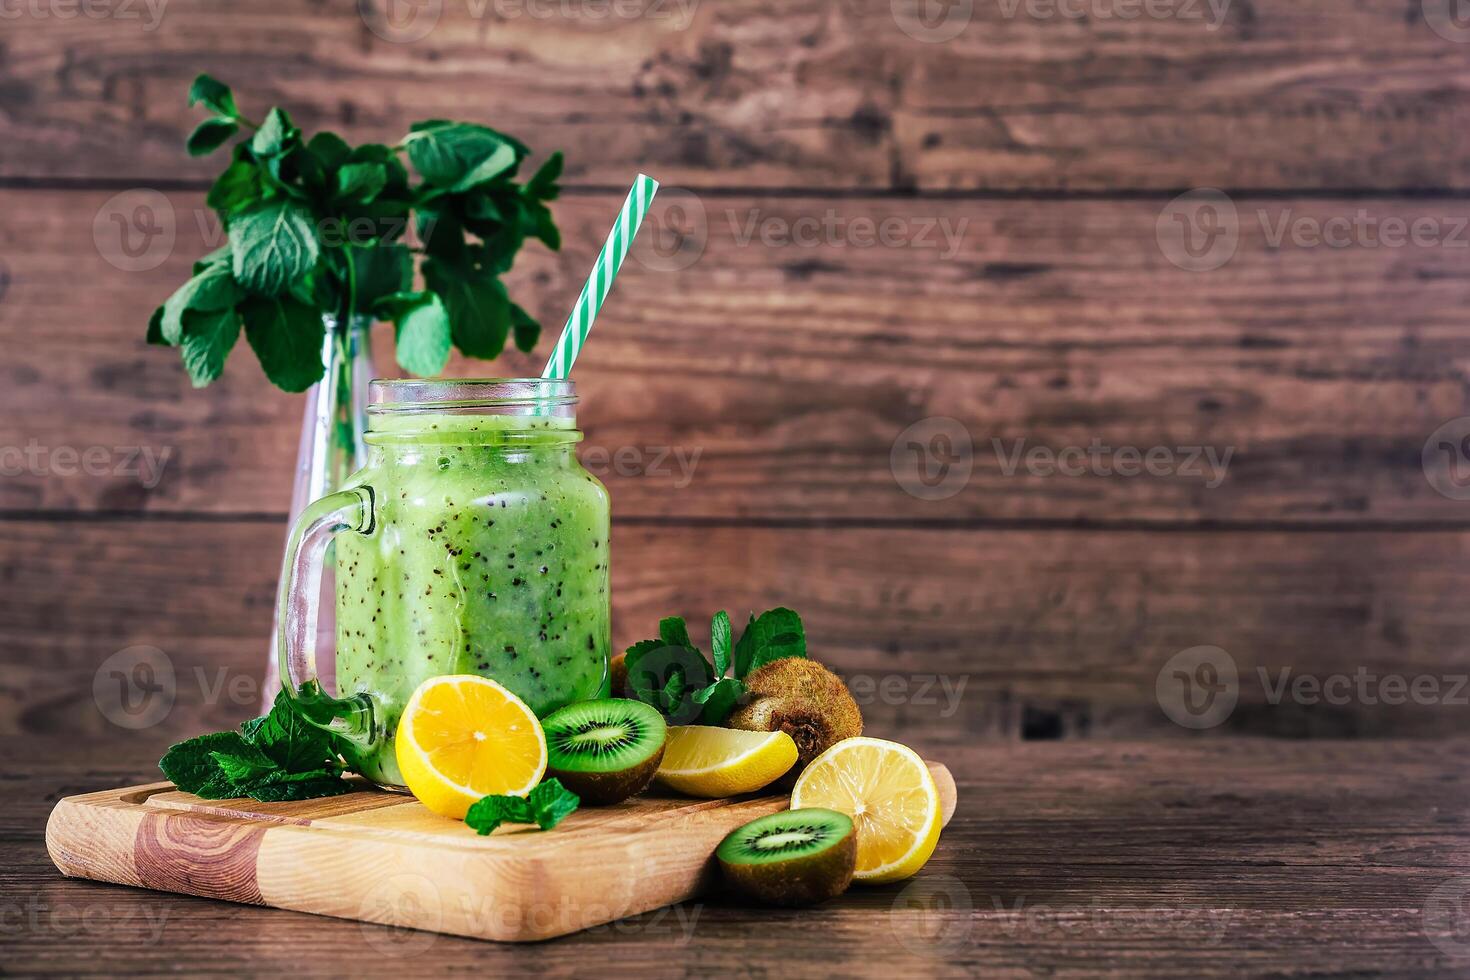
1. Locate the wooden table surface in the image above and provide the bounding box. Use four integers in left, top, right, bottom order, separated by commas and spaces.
6, 737, 1469, 977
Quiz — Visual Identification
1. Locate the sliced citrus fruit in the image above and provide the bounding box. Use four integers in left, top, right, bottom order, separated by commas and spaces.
790, 736, 941, 883
654, 725, 798, 798
395, 674, 547, 819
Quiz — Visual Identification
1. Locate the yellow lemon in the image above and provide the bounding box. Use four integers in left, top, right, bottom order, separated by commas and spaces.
654, 725, 798, 797
790, 736, 941, 883
395, 675, 547, 819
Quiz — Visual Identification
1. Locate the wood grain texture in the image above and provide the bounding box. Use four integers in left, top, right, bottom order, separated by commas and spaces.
12, 738, 1470, 975
6, 518, 1470, 745
4, 189, 1467, 523
3, 1, 1470, 190
46, 763, 958, 942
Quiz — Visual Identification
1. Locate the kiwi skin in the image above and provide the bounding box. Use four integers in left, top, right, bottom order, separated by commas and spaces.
718, 809, 857, 907
726, 658, 863, 779
551, 744, 664, 805
608, 652, 630, 698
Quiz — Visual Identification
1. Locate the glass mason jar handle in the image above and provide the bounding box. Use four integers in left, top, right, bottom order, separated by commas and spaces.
275, 485, 379, 749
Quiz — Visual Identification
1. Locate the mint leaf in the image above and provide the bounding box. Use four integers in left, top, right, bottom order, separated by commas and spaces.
187, 117, 239, 157
464, 795, 529, 836
188, 73, 237, 118
465, 779, 579, 836
423, 257, 510, 358
307, 131, 352, 172
146, 306, 170, 346
418, 209, 467, 263
246, 777, 353, 803
209, 743, 277, 785
622, 638, 665, 663
206, 160, 261, 215
192, 245, 232, 274
251, 107, 297, 158
287, 144, 328, 196
711, 610, 732, 678
525, 151, 563, 201
520, 157, 562, 251
230, 200, 320, 296
510, 302, 540, 353
527, 199, 560, 251
406, 122, 517, 191
247, 690, 344, 774
624, 641, 713, 723
659, 617, 692, 649
351, 244, 412, 309
525, 779, 580, 829
661, 670, 688, 713
161, 264, 243, 344
179, 307, 241, 387
733, 608, 808, 678
160, 731, 252, 794
693, 677, 745, 725
160, 693, 350, 803
335, 162, 387, 206
241, 294, 327, 392
382, 291, 452, 377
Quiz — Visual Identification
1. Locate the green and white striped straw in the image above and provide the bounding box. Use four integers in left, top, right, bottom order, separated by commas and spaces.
541, 173, 659, 379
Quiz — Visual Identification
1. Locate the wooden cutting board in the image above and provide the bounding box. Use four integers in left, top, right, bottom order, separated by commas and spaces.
47, 762, 956, 942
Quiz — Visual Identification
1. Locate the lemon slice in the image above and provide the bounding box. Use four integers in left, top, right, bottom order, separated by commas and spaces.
791, 736, 941, 883
654, 725, 798, 797
395, 675, 547, 819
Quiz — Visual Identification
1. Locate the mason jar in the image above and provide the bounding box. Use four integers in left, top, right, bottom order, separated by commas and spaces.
275, 379, 611, 788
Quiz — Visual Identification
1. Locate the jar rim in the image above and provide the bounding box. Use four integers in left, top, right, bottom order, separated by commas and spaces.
368, 378, 576, 416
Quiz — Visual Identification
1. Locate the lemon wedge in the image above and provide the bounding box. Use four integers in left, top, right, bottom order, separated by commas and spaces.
790, 736, 941, 882
395, 674, 547, 819
654, 725, 798, 797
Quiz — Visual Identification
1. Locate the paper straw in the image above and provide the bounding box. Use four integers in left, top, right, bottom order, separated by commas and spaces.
541, 173, 659, 379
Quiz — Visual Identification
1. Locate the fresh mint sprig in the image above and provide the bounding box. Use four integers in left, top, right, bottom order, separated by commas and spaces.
464, 778, 581, 836
151, 73, 563, 392
158, 691, 352, 802
624, 608, 808, 724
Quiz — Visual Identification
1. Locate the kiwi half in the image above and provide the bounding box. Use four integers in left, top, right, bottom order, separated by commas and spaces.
727, 658, 863, 780
716, 808, 857, 907
543, 698, 667, 804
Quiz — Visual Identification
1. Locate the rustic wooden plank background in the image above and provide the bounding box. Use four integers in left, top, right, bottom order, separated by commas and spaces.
3, 0, 1470, 749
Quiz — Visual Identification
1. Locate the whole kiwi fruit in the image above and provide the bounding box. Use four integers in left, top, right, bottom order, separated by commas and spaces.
727, 658, 862, 777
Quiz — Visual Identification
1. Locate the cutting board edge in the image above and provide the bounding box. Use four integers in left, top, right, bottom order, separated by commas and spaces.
45, 762, 957, 943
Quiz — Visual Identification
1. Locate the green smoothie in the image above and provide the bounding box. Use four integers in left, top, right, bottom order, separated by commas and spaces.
333, 411, 610, 786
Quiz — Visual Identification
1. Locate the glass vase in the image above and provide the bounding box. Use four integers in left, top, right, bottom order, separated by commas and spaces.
262, 314, 375, 708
